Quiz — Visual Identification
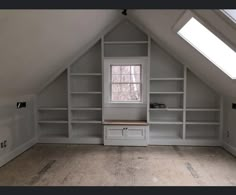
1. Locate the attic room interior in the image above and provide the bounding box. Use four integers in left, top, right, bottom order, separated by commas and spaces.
0, 9, 236, 186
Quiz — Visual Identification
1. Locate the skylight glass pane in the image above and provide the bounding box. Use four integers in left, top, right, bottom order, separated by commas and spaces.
223, 9, 236, 23
178, 17, 236, 79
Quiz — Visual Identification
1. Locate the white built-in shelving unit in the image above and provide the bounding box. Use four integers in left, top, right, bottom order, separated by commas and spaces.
36, 19, 222, 146
148, 39, 222, 145
68, 40, 103, 143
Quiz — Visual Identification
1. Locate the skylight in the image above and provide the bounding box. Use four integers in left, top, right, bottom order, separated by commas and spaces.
177, 17, 236, 79
222, 9, 236, 23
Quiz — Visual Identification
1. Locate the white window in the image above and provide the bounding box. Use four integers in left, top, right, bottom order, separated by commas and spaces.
221, 9, 236, 23
110, 64, 142, 102
177, 16, 236, 79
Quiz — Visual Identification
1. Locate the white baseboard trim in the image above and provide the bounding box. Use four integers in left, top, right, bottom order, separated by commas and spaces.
223, 142, 236, 157
0, 137, 37, 168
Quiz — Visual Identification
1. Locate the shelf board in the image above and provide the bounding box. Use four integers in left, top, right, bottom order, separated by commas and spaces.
150, 92, 184, 95
38, 107, 68, 111
71, 107, 102, 111
186, 121, 220, 125
103, 120, 148, 125
149, 121, 183, 125
150, 78, 184, 81
70, 73, 102, 76
70, 136, 103, 144
186, 108, 220, 112
186, 136, 219, 141
149, 137, 220, 146
38, 120, 68, 124
71, 92, 102, 95
71, 120, 102, 124
104, 56, 148, 60
71, 135, 101, 139
150, 135, 182, 140
40, 134, 68, 139
149, 108, 183, 111
104, 41, 148, 44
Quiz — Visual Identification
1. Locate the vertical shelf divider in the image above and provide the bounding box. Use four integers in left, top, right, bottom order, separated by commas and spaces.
183, 66, 187, 140
101, 36, 105, 124
34, 96, 40, 140
67, 67, 72, 138
147, 36, 151, 124
219, 96, 224, 142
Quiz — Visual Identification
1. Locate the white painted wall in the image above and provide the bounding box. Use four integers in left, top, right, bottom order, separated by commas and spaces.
0, 95, 37, 167
130, 10, 236, 97
0, 10, 119, 97
223, 96, 236, 155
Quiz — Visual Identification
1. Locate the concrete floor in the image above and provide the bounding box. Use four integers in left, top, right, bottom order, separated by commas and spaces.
0, 144, 235, 186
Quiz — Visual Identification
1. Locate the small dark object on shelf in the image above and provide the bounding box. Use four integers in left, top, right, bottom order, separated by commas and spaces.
158, 104, 166, 108
150, 103, 166, 109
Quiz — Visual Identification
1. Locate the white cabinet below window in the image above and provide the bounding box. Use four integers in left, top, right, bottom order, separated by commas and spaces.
104, 125, 149, 146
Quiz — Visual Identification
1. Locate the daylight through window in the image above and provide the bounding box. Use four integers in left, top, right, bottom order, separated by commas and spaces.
111, 64, 141, 102
177, 17, 236, 79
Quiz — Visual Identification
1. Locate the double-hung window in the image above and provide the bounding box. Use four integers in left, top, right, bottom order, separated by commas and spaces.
110, 64, 142, 102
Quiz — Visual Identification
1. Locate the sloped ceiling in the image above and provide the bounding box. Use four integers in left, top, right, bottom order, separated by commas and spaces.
1, 9, 236, 98
129, 9, 236, 97
0, 10, 120, 98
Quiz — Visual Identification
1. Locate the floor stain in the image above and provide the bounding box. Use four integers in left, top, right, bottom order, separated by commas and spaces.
185, 162, 199, 179
29, 160, 56, 185
173, 146, 184, 157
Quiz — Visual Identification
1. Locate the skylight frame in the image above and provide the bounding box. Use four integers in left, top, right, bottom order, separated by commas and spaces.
173, 10, 236, 80
221, 9, 236, 24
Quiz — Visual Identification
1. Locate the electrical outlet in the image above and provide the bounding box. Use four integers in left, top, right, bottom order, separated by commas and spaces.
226, 130, 230, 138
16, 102, 26, 109
232, 103, 236, 109
0, 142, 4, 149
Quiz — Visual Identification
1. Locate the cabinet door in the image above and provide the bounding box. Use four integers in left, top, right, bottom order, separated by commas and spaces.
126, 127, 146, 139
105, 126, 124, 140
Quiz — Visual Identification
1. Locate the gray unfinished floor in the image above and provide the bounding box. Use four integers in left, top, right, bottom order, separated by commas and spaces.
0, 144, 235, 186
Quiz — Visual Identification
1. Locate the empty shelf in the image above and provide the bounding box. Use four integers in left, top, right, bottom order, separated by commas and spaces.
186, 108, 220, 111
70, 73, 102, 76
186, 121, 220, 125
71, 107, 102, 110
149, 108, 183, 111
104, 41, 148, 44
103, 120, 148, 125
150, 92, 184, 94
71, 120, 102, 124
71, 92, 102, 95
186, 136, 219, 140
70, 136, 103, 144
104, 56, 148, 60
38, 107, 68, 111
149, 121, 183, 125
150, 78, 184, 81
40, 134, 68, 139
38, 120, 68, 124
150, 135, 182, 140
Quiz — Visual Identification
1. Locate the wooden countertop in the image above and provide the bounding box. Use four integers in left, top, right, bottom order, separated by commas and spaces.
103, 120, 148, 125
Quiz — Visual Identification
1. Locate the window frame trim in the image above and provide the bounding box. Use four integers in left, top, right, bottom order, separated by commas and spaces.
220, 10, 236, 24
